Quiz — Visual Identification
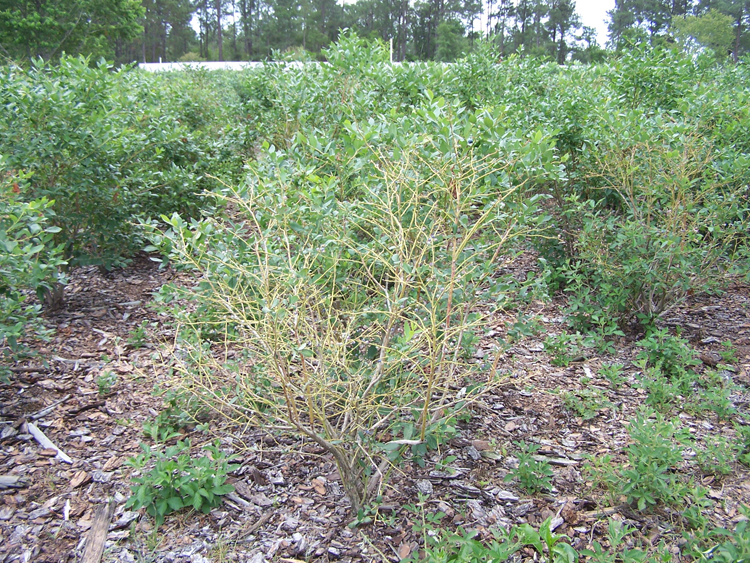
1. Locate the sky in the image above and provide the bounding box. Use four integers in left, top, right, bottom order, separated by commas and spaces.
576, 0, 615, 46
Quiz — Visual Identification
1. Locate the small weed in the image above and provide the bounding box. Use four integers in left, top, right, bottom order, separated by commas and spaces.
504, 313, 544, 344
505, 441, 553, 494
599, 362, 626, 387
348, 497, 384, 528
435, 454, 458, 474
719, 340, 738, 364
405, 502, 578, 563
592, 410, 690, 510
622, 412, 690, 509
125, 439, 238, 528
128, 321, 151, 349
560, 387, 612, 420
459, 330, 480, 359
707, 505, 750, 562
581, 519, 647, 562
636, 366, 686, 413
583, 453, 616, 497
97, 370, 117, 396
681, 485, 712, 532
142, 419, 183, 442
404, 493, 446, 542
695, 436, 737, 476
636, 328, 700, 379
386, 412, 457, 468
689, 374, 737, 420
544, 332, 587, 367
734, 421, 750, 465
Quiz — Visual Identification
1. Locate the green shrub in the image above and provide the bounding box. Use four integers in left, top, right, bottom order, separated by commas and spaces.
543, 71, 748, 331
0, 165, 66, 365
610, 44, 695, 112
0, 57, 238, 305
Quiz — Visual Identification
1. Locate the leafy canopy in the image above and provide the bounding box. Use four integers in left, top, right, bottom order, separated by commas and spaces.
0, 0, 144, 61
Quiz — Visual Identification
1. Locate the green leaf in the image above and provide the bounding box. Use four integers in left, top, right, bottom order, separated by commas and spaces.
167, 496, 184, 511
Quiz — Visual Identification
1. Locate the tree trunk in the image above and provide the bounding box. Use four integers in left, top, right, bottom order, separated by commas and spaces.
216, 0, 224, 61
231, 0, 238, 58
734, 16, 742, 63
201, 0, 209, 59
162, 20, 168, 61
239, 0, 253, 60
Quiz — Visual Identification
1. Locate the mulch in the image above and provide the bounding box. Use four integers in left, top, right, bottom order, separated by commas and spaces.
1, 253, 749, 562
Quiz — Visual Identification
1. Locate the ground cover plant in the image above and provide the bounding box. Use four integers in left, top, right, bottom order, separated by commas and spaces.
1, 39, 750, 562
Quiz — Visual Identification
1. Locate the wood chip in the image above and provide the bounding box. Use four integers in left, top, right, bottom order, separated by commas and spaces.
0, 475, 30, 489
532, 454, 577, 466
471, 439, 491, 451
70, 470, 92, 488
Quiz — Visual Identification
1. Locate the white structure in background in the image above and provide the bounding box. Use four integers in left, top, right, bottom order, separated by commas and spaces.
139, 39, 394, 71
139, 61, 267, 72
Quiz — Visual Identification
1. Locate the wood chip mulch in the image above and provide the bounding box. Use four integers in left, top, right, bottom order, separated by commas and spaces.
1, 253, 749, 562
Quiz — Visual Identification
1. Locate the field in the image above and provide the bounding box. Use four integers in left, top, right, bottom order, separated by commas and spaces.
1, 37, 750, 562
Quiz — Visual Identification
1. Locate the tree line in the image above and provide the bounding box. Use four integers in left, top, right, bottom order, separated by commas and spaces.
0, 0, 748, 64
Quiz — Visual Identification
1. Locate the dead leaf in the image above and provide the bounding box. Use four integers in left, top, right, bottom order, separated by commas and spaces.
471, 440, 491, 451
312, 477, 326, 496
398, 542, 411, 560
561, 501, 578, 525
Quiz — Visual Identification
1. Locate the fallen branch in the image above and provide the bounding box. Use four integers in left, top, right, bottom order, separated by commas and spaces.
532, 455, 578, 467
31, 394, 72, 420
8, 366, 46, 373
234, 509, 276, 542
581, 505, 623, 520
68, 400, 107, 417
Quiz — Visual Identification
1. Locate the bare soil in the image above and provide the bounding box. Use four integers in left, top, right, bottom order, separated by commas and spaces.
1, 253, 749, 562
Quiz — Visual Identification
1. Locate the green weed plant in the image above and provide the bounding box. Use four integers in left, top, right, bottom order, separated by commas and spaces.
504, 441, 554, 495
125, 439, 237, 528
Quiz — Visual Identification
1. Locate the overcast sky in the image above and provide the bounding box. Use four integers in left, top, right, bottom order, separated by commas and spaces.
576, 0, 615, 46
